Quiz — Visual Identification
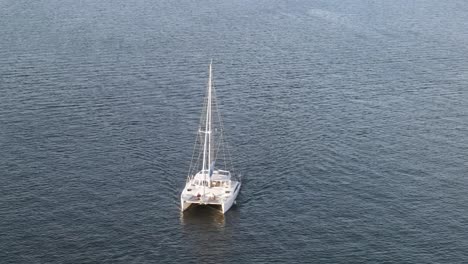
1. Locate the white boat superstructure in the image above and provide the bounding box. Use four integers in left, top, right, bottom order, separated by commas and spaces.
181, 62, 241, 214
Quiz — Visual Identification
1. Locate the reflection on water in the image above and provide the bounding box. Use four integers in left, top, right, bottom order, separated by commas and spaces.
180, 205, 226, 227
180, 204, 242, 226
179, 205, 241, 263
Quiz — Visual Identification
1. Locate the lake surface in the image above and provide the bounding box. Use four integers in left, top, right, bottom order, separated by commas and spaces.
1, 0, 468, 263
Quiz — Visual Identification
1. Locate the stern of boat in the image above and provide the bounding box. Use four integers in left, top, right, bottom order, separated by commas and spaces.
181, 197, 192, 212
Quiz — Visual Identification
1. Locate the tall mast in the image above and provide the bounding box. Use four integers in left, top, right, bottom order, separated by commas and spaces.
207, 62, 213, 185
201, 62, 213, 187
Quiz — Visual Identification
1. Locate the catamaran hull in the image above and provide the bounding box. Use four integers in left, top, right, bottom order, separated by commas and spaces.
181, 198, 193, 212
221, 183, 241, 213
180, 182, 241, 214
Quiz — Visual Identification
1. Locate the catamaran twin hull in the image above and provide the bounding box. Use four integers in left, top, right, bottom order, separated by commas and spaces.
181, 171, 241, 214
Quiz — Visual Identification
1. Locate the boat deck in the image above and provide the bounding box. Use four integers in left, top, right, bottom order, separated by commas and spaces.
182, 186, 229, 204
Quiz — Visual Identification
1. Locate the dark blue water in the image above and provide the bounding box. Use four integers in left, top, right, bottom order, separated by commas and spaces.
1, 0, 468, 263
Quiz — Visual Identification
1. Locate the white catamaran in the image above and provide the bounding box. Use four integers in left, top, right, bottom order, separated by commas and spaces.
180, 62, 241, 214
